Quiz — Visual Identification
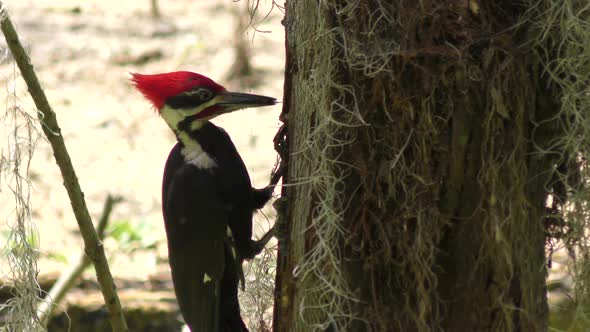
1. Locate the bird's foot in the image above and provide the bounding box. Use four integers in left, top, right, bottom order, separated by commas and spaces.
251, 186, 274, 209
251, 225, 277, 255
244, 196, 288, 260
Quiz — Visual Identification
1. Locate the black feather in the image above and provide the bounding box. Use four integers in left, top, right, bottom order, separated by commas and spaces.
162, 122, 271, 332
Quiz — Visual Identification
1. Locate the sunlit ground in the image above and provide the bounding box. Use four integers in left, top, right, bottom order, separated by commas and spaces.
1, 0, 283, 329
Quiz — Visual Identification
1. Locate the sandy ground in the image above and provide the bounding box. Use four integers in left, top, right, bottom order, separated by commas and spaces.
0, 0, 284, 283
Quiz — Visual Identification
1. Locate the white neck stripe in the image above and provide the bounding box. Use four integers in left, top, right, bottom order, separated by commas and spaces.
160, 105, 217, 170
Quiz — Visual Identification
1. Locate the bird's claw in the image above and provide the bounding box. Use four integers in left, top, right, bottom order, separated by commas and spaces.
252, 186, 274, 209
249, 225, 276, 257
245, 196, 287, 259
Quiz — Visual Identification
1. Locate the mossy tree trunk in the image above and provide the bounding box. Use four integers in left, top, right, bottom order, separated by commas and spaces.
273, 1, 574, 331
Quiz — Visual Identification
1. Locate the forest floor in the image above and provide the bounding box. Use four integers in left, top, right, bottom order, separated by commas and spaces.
0, 0, 283, 329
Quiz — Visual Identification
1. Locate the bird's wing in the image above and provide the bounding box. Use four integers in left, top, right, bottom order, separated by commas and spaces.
163, 164, 227, 332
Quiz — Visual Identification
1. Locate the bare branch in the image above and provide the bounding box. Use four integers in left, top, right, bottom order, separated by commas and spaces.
0, 4, 129, 332
37, 195, 123, 325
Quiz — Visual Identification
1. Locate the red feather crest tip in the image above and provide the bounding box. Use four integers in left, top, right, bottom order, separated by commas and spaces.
130, 71, 225, 110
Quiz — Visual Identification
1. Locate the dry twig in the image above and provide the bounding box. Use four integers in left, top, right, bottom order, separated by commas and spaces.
37, 195, 123, 325
0, 4, 128, 331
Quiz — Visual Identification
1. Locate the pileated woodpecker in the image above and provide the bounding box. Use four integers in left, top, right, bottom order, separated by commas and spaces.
131, 71, 276, 331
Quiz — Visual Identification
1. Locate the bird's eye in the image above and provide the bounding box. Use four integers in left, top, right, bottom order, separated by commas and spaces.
186, 88, 213, 101
198, 89, 213, 101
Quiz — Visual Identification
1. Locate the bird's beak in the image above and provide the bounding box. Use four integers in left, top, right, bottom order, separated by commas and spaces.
192, 91, 277, 121
217, 91, 277, 112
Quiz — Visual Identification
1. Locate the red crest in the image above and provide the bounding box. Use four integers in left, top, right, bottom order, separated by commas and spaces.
131, 71, 225, 109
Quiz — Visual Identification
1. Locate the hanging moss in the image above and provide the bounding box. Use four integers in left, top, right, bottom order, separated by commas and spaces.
281, 0, 590, 331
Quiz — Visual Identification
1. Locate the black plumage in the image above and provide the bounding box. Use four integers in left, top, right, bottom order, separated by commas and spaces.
162, 122, 271, 331
131, 71, 276, 331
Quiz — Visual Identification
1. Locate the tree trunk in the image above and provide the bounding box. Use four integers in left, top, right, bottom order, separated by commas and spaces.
271, 1, 582, 331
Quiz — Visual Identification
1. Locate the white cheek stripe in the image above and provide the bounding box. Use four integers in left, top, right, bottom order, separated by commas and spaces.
203, 273, 212, 283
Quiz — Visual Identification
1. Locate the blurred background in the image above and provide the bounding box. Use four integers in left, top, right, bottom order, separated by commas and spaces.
0, 0, 283, 330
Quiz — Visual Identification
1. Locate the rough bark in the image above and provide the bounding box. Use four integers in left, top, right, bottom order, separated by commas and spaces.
274, 1, 561, 331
